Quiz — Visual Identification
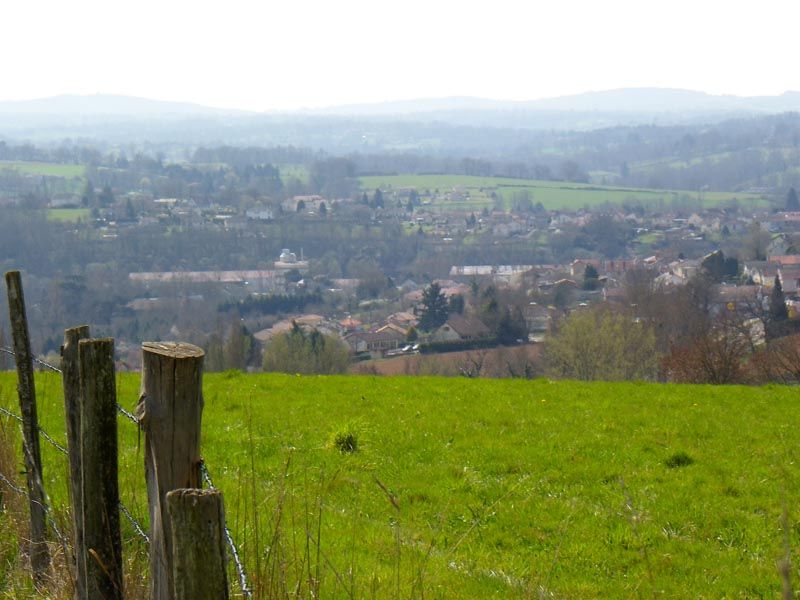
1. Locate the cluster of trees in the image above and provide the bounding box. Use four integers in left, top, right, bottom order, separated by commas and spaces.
220, 291, 323, 317
262, 323, 349, 374
417, 282, 527, 345
546, 263, 800, 385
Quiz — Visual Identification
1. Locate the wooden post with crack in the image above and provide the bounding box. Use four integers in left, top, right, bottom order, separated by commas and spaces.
137, 342, 205, 600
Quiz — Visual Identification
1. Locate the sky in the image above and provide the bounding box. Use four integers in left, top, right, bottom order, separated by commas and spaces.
3, 0, 800, 111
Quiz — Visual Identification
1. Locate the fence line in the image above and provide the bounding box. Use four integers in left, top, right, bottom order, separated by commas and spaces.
0, 403, 149, 548
0, 405, 69, 456
201, 460, 253, 600
0, 346, 61, 373
2, 345, 140, 425
0, 447, 68, 552
2, 344, 251, 597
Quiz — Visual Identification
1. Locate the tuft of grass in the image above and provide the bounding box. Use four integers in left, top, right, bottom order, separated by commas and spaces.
665, 451, 695, 469
328, 423, 359, 453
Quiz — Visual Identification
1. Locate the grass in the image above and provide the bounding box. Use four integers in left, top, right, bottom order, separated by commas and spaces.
0, 161, 85, 179
45, 208, 91, 222
0, 373, 798, 597
359, 174, 767, 211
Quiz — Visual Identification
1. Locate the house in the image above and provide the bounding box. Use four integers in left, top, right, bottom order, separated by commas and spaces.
430, 315, 491, 343
282, 195, 326, 214
344, 329, 406, 355
245, 207, 274, 221
768, 255, 800, 268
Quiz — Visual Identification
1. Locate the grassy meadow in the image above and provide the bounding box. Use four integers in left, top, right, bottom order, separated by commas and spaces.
0, 161, 86, 179
359, 174, 767, 211
1, 372, 799, 598
45, 208, 91, 222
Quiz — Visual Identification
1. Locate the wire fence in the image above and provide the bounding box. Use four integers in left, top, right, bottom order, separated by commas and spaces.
201, 459, 253, 600
0, 346, 251, 597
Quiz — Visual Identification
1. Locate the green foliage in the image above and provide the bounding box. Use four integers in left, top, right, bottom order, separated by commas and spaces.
447, 293, 465, 315
495, 307, 528, 344
262, 324, 350, 374
546, 307, 659, 381
418, 282, 449, 331
219, 291, 323, 316
583, 264, 600, 290
787, 187, 799, 211
701, 250, 738, 282
770, 275, 789, 322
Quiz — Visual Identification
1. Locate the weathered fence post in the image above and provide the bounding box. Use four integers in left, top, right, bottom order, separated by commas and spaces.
79, 338, 123, 599
166, 489, 229, 600
61, 325, 90, 599
137, 342, 205, 600
4, 270, 49, 582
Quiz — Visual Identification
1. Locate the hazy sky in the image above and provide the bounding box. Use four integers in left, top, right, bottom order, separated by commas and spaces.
3, 0, 800, 111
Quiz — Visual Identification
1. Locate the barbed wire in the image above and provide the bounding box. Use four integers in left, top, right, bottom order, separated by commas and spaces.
0, 406, 68, 456
0, 404, 149, 549
0, 346, 61, 373
116, 404, 139, 425
0, 468, 69, 550
2, 347, 248, 596
200, 459, 253, 600
119, 502, 149, 544
1, 346, 139, 426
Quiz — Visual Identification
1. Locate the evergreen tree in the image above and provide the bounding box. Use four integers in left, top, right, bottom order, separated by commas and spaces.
495, 307, 528, 345
787, 187, 800, 211
98, 184, 115, 207
583, 264, 600, 290
372, 188, 384, 208
448, 293, 465, 315
771, 275, 789, 321
418, 282, 449, 330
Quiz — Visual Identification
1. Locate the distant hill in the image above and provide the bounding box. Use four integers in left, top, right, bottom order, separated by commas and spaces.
0, 94, 249, 117
309, 88, 800, 117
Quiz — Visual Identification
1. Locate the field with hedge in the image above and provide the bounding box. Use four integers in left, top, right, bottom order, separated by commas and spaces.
1, 372, 798, 598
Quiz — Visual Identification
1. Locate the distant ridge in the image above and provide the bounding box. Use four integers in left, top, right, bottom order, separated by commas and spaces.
0, 94, 251, 116
306, 88, 800, 116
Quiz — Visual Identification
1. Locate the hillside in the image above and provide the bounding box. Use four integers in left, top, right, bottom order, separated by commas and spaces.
1, 373, 798, 597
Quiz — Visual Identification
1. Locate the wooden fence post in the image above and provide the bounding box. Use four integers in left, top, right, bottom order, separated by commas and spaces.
138, 342, 205, 600
79, 338, 123, 600
61, 325, 91, 599
166, 489, 229, 600
4, 270, 49, 582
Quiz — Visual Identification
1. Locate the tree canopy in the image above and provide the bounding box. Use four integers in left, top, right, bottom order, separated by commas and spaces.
262, 324, 350, 374
545, 308, 658, 381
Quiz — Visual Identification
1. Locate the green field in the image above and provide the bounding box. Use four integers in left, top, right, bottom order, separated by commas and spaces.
1, 373, 799, 597
45, 208, 91, 222
0, 160, 86, 179
280, 164, 310, 185
360, 174, 767, 211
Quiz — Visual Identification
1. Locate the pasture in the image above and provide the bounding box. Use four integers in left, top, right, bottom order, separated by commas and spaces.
0, 373, 798, 597
0, 161, 86, 179
359, 174, 767, 211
